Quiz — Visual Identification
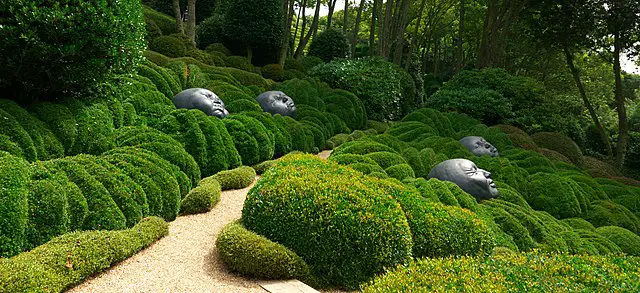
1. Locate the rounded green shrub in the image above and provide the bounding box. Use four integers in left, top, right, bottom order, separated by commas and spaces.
585, 200, 640, 234
188, 112, 231, 177
144, 50, 170, 66
0, 135, 24, 158
24, 179, 69, 250
149, 35, 187, 58
484, 205, 537, 251
326, 133, 353, 149
180, 179, 221, 215
0, 153, 30, 257
261, 64, 285, 81
253, 159, 277, 175
205, 166, 256, 190
522, 172, 582, 219
243, 111, 292, 158
229, 114, 275, 162
361, 252, 640, 292
308, 28, 349, 62
1, 0, 146, 96
333, 140, 397, 156
274, 115, 314, 153
576, 229, 622, 255
300, 55, 324, 71
323, 89, 367, 131
217, 222, 316, 283
0, 109, 37, 162
242, 154, 413, 289
223, 119, 260, 166
205, 42, 231, 56
596, 226, 640, 256
277, 79, 326, 111
532, 132, 584, 167
65, 101, 116, 156
143, 5, 178, 35
562, 218, 596, 231
385, 164, 415, 181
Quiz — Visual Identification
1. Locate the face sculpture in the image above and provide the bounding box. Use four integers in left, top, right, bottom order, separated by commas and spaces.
172, 88, 229, 118
427, 159, 499, 201
256, 91, 296, 117
459, 136, 499, 157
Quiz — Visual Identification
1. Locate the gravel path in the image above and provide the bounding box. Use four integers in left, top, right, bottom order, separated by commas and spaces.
68, 177, 265, 293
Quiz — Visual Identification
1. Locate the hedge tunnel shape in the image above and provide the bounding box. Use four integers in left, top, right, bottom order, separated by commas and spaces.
585, 200, 640, 234
217, 222, 315, 283
229, 114, 275, 162
191, 111, 232, 177
0, 153, 31, 257
242, 154, 412, 289
0, 109, 36, 162
102, 152, 181, 222
596, 226, 640, 256
243, 111, 292, 158
332, 140, 397, 157
223, 119, 260, 166
274, 115, 314, 153
278, 78, 326, 111
65, 100, 116, 156
180, 178, 221, 215
204, 166, 256, 190
0, 217, 168, 292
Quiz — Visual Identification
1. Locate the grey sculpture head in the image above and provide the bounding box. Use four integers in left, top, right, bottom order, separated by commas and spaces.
427, 159, 499, 201
460, 136, 499, 157
172, 88, 229, 118
256, 91, 296, 117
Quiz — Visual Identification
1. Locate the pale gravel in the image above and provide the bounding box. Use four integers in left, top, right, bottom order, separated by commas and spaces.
67, 150, 343, 293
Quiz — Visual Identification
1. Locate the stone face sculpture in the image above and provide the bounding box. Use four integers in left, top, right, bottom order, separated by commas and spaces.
460, 136, 499, 157
256, 91, 296, 117
427, 158, 499, 200
172, 88, 229, 118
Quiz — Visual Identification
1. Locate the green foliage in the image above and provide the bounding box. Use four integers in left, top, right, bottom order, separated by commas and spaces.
154, 109, 209, 176
300, 56, 324, 71
278, 79, 326, 111
596, 226, 640, 256
243, 111, 292, 157
333, 140, 397, 156
385, 164, 415, 181
310, 57, 416, 121
229, 114, 275, 162
1, 0, 146, 96
562, 217, 597, 231
180, 179, 221, 215
24, 179, 69, 250
215, 67, 270, 89
274, 116, 314, 153
484, 205, 537, 251
308, 28, 350, 62
585, 200, 640, 234
223, 119, 260, 166
0, 217, 168, 292
144, 50, 170, 66
207, 166, 256, 190
253, 159, 277, 175
0, 109, 37, 162
149, 36, 187, 58
532, 132, 585, 166
196, 14, 225, 49
523, 173, 582, 219
361, 252, 640, 292
261, 64, 285, 81
242, 154, 412, 289
66, 100, 116, 156
143, 5, 177, 35
205, 43, 231, 56
0, 154, 30, 257
217, 222, 316, 283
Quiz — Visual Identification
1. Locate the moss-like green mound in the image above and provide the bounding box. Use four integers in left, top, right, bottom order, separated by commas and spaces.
180, 178, 221, 215
205, 166, 256, 190
596, 226, 640, 256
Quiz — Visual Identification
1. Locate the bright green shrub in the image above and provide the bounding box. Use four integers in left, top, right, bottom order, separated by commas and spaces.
44, 160, 127, 231
326, 133, 353, 149
242, 154, 413, 289
401, 108, 454, 138
562, 218, 597, 231
66, 101, 116, 156
185, 49, 217, 66
124, 90, 174, 126
532, 132, 585, 167
253, 160, 277, 175
149, 36, 187, 58
0, 217, 168, 292
274, 116, 314, 153
596, 226, 640, 256
153, 109, 209, 175
223, 119, 260, 166
0, 100, 63, 160
0, 109, 37, 162
243, 111, 292, 157
472, 156, 529, 191
1, 0, 145, 96
261, 64, 285, 81
333, 140, 397, 156
196, 13, 225, 48
180, 179, 221, 215
0, 154, 30, 257
364, 152, 407, 169
136, 64, 174, 99
385, 164, 415, 180
277, 79, 326, 111
310, 57, 415, 121
0, 135, 23, 159
143, 5, 177, 35
230, 114, 275, 162
495, 186, 531, 209
585, 200, 640, 234
144, 50, 170, 66
308, 28, 349, 62
302, 121, 327, 151
361, 252, 640, 292
576, 229, 622, 255
366, 120, 389, 134
323, 89, 367, 130
423, 179, 478, 210
484, 205, 537, 251
329, 153, 379, 166
206, 166, 256, 190
24, 179, 69, 250
187, 112, 229, 177
217, 222, 316, 283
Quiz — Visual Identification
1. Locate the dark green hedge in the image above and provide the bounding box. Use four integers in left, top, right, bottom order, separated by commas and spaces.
242, 154, 412, 289
0, 217, 168, 292
65, 100, 116, 156
0, 153, 30, 257
223, 119, 260, 166
585, 200, 640, 234
217, 222, 316, 283
229, 114, 275, 163
523, 172, 583, 219
531, 132, 584, 167
323, 89, 367, 131
596, 226, 640, 256
308, 28, 349, 62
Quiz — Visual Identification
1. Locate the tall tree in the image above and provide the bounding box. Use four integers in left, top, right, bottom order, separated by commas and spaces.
455, 0, 465, 71
351, 0, 367, 57
391, 0, 410, 64
295, 0, 322, 58
279, 0, 296, 65
173, 0, 185, 34
476, 0, 529, 68
370, 0, 380, 56
186, 0, 197, 45
343, 0, 349, 34
326, 0, 339, 29
404, 0, 427, 70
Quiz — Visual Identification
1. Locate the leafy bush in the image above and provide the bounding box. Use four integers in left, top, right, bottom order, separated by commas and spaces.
243, 111, 292, 157
0, 154, 30, 257
196, 14, 225, 49
0, 217, 168, 292
149, 36, 187, 58
229, 114, 275, 162
585, 200, 640, 234
143, 5, 178, 35
361, 252, 640, 292
206, 43, 231, 56
562, 217, 596, 231
333, 140, 397, 156
242, 154, 412, 289
385, 164, 415, 180
0, 109, 37, 162
253, 159, 277, 175
532, 132, 584, 167
206, 166, 256, 190
217, 222, 315, 283
65, 100, 116, 156
1, 0, 146, 96
274, 116, 315, 153
596, 226, 640, 256
180, 179, 221, 215
261, 64, 285, 81
309, 57, 415, 121
308, 28, 350, 62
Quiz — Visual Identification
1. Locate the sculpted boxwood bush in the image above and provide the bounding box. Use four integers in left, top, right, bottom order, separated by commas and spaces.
585, 200, 640, 234
532, 132, 585, 167
0, 153, 30, 257
205, 166, 256, 190
229, 115, 275, 162
361, 252, 640, 292
0, 109, 37, 162
24, 179, 69, 251
323, 89, 367, 131
385, 164, 415, 181
242, 155, 412, 289
149, 36, 187, 58
0, 217, 168, 292
308, 28, 349, 62
596, 226, 640, 256
180, 179, 221, 215
217, 222, 315, 283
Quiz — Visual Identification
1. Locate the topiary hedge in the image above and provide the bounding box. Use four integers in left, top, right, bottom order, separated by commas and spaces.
242, 154, 412, 289
596, 226, 640, 256
180, 178, 221, 215
1, 0, 146, 97
0, 217, 168, 292
308, 28, 350, 62
523, 172, 583, 219
217, 222, 316, 283
585, 200, 640, 234
0, 109, 37, 162
0, 153, 31, 257
205, 166, 256, 190
531, 132, 585, 167
361, 252, 640, 292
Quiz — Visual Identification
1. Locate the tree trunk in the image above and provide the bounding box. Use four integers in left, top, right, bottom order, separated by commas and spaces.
613, 33, 628, 166
564, 46, 612, 158
456, 0, 465, 71
294, 0, 308, 54
404, 0, 427, 70
343, 0, 349, 34
186, 0, 197, 45
294, 0, 322, 59
351, 0, 366, 58
247, 45, 253, 63
392, 0, 410, 65
279, 0, 296, 66
369, 0, 380, 56
173, 0, 184, 34
326, 0, 338, 30
293, 0, 304, 46
380, 0, 395, 57
476, 0, 528, 68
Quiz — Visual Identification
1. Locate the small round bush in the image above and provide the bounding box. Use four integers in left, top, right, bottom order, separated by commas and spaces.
333, 140, 397, 156
206, 43, 232, 56
586, 200, 640, 234
217, 222, 315, 283
242, 154, 412, 289
261, 64, 285, 81
149, 36, 187, 58
180, 179, 221, 215
0, 153, 30, 257
24, 179, 69, 250
1, 0, 146, 96
531, 132, 584, 167
205, 166, 256, 190
385, 164, 415, 181
253, 159, 277, 175
196, 14, 225, 49
562, 217, 596, 231
596, 226, 640, 256
300, 55, 324, 71
308, 28, 350, 62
